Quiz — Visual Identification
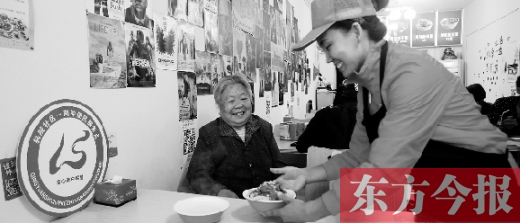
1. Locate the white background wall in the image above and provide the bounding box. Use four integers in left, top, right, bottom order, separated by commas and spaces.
0, 0, 319, 222
463, 0, 520, 103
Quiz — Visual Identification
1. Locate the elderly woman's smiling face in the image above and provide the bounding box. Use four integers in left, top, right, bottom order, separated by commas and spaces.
220, 83, 252, 127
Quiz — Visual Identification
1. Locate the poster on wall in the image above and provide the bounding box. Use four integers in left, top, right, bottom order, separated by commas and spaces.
178, 21, 196, 71
195, 50, 211, 95
187, 0, 203, 27
256, 26, 263, 68
211, 53, 225, 91
125, 23, 156, 87
154, 13, 178, 70
255, 0, 262, 27
0, 0, 34, 50
283, 63, 289, 93
265, 93, 271, 119
179, 119, 196, 169
262, 0, 269, 12
88, 13, 127, 89
85, 0, 124, 21
264, 51, 272, 91
293, 17, 299, 43
178, 71, 197, 120
246, 33, 256, 82
259, 68, 265, 97
222, 55, 233, 76
124, 0, 154, 29
270, 7, 277, 45
204, 0, 218, 14
218, 0, 233, 56
273, 0, 282, 13
279, 11, 287, 51
504, 39, 519, 83
286, 2, 293, 53
232, 0, 255, 35
387, 19, 410, 47
233, 27, 249, 80
273, 44, 284, 72
271, 71, 279, 107
411, 12, 436, 48
169, 0, 188, 21
278, 72, 284, 105
437, 10, 462, 46
263, 10, 271, 52
205, 10, 219, 53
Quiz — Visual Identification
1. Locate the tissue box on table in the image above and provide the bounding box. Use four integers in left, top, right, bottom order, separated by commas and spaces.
94, 179, 137, 207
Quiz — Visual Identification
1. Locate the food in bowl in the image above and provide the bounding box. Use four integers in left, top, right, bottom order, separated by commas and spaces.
415, 19, 433, 31
440, 18, 459, 30
248, 181, 287, 201
243, 181, 297, 212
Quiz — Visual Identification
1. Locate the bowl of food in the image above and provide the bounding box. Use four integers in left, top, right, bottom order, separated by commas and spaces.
415, 19, 433, 31
243, 181, 296, 212
173, 196, 230, 223
440, 18, 459, 30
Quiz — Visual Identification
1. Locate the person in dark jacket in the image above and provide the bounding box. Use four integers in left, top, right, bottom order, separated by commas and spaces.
187, 75, 285, 199
296, 83, 357, 153
125, 0, 154, 29
488, 76, 520, 136
296, 103, 357, 153
466, 83, 492, 115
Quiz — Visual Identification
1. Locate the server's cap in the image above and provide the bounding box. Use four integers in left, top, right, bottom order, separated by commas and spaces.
292, 0, 380, 51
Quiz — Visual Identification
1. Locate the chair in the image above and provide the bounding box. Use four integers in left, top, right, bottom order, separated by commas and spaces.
305, 146, 343, 201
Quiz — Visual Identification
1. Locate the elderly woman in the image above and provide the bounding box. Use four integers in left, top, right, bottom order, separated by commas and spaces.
187, 75, 285, 198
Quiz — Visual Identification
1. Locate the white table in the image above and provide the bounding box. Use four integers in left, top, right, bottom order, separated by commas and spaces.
51, 189, 339, 223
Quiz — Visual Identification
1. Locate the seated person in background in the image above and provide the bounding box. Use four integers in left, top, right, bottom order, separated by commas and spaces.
296, 104, 357, 153
187, 75, 285, 199
466, 83, 492, 115
296, 83, 358, 153
489, 76, 520, 136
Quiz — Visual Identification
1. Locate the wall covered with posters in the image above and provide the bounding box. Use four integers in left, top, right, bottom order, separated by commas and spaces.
0, 0, 316, 221
464, 0, 520, 103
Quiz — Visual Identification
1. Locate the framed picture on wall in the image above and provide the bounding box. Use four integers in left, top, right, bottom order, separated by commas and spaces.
411, 12, 436, 48
437, 10, 463, 46
387, 18, 411, 47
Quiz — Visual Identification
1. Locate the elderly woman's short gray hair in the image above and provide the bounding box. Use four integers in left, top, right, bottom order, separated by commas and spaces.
213, 75, 253, 109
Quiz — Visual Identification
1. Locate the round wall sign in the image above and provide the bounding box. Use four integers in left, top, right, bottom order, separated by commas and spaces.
17, 99, 108, 217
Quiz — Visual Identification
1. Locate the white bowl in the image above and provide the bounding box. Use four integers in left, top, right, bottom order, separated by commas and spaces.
242, 188, 296, 212
173, 196, 230, 223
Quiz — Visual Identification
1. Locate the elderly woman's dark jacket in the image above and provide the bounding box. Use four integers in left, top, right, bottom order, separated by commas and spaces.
187, 114, 285, 198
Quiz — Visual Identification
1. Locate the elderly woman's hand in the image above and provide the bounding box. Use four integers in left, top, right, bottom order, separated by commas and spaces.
270, 167, 306, 192
217, 189, 239, 199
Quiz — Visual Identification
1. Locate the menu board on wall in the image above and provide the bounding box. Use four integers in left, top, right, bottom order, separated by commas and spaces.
437, 10, 462, 46
411, 12, 436, 47
387, 19, 410, 47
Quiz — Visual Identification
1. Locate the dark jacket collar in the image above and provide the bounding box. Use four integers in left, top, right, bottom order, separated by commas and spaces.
218, 114, 261, 136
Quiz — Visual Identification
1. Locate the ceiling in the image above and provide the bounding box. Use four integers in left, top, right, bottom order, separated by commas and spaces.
376, 0, 475, 16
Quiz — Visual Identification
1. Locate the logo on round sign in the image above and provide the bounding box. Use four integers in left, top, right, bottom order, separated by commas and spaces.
17, 99, 108, 217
